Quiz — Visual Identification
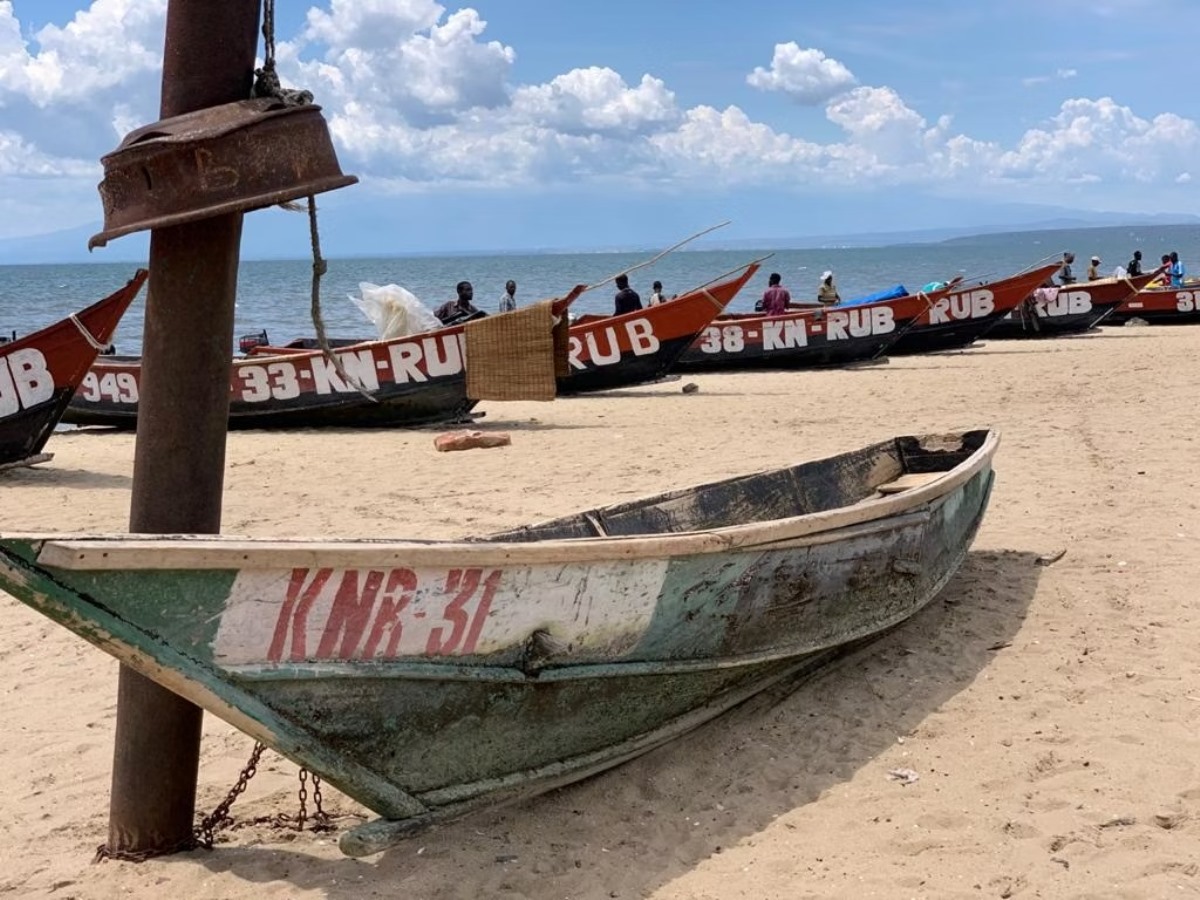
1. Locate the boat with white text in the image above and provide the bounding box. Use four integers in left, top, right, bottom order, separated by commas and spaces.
1, 271, 146, 467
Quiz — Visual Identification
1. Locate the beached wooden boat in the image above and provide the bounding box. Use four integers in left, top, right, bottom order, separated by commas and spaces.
0, 428, 997, 855
0, 271, 146, 467
672, 291, 930, 371
557, 262, 758, 392
983, 274, 1155, 339
885, 263, 1063, 355
1106, 282, 1200, 326
64, 288, 582, 429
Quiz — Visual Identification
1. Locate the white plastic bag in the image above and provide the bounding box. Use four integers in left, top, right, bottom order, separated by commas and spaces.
350, 282, 440, 340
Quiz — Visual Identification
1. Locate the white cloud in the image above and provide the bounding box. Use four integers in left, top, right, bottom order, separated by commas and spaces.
746, 43, 856, 104
995, 97, 1200, 184
288, 5, 514, 124
509, 68, 677, 135
0, 129, 96, 177
1022, 66, 1080, 88
1, 0, 164, 106
0, 2, 1198, 238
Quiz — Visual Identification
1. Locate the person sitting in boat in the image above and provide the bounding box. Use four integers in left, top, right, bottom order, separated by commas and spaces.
817, 271, 841, 307
758, 272, 791, 316
1126, 250, 1143, 277
1169, 251, 1186, 287
614, 274, 643, 314
435, 281, 482, 325
1058, 252, 1077, 285
648, 280, 667, 306
499, 280, 517, 313
1086, 256, 1101, 280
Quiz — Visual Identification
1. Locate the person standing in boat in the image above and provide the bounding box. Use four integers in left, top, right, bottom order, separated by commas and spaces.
1058, 252, 1077, 285
1126, 250, 1143, 277
434, 281, 482, 324
817, 271, 841, 307
613, 273, 642, 314
1169, 251, 1186, 287
648, 281, 667, 305
1086, 256, 1102, 280
759, 272, 791, 316
499, 280, 517, 313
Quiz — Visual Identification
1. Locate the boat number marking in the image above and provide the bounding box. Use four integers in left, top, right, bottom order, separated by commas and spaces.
696, 307, 895, 355
267, 566, 501, 661
0, 348, 54, 418
78, 369, 139, 405
1176, 291, 1197, 312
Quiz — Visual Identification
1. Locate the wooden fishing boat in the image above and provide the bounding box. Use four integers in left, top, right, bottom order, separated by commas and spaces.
884, 263, 1063, 355
0, 428, 997, 856
1106, 281, 1200, 325
64, 288, 582, 430
0, 270, 146, 468
983, 273, 1155, 339
672, 291, 930, 371
556, 262, 759, 392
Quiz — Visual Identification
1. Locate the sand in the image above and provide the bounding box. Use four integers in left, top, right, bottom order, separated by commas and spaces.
3, 326, 1200, 899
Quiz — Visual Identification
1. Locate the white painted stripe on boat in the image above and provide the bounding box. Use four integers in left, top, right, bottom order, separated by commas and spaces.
212, 559, 669, 666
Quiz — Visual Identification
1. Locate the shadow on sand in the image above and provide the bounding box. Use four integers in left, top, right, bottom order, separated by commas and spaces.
182, 548, 1040, 900
0, 466, 131, 490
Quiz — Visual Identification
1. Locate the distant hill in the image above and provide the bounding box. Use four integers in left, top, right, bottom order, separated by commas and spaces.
2, 201, 1198, 265
706, 212, 1200, 252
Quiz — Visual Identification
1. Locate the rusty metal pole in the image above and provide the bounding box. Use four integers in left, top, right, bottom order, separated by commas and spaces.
107, 0, 262, 855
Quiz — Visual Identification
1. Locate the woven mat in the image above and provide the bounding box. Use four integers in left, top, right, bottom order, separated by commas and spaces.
464, 301, 563, 401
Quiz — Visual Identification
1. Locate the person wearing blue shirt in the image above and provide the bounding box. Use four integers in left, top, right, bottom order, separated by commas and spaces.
1169, 251, 1186, 287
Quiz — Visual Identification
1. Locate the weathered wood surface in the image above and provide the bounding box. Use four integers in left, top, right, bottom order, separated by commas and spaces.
0, 429, 996, 855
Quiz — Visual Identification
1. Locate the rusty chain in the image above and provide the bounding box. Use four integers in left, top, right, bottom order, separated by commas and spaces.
94, 741, 336, 863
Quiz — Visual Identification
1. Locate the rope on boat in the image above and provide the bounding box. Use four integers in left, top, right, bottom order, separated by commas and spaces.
68, 314, 109, 352
306, 196, 376, 402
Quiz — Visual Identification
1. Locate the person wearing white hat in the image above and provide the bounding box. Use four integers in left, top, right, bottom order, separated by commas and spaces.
1087, 255, 1101, 280
817, 270, 840, 307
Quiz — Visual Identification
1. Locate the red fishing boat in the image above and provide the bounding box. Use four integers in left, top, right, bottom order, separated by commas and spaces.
1, 271, 146, 468
1106, 280, 1200, 325
65, 287, 582, 430
885, 262, 1063, 355
983, 273, 1157, 339
673, 291, 931, 372
559, 262, 759, 392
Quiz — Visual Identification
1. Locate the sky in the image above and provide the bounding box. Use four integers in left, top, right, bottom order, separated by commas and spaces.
1, 0, 1198, 258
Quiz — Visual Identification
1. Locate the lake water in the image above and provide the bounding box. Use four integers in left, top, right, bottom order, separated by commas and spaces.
3, 223, 1197, 355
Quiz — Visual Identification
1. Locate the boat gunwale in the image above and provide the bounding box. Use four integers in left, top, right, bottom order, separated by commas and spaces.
14, 429, 999, 571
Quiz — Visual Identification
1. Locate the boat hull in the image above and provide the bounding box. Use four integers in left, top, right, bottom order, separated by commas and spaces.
0, 429, 995, 851
673, 294, 929, 372
64, 319, 497, 430
557, 264, 758, 392
1107, 285, 1200, 325
0, 271, 145, 464
886, 264, 1063, 355
983, 275, 1152, 340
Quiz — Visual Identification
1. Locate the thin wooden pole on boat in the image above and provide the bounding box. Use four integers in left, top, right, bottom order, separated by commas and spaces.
107, 0, 262, 857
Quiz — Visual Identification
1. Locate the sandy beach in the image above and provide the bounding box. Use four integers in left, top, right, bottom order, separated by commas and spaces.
3, 325, 1200, 899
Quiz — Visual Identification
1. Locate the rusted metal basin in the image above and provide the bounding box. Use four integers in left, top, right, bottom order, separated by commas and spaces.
90, 98, 358, 249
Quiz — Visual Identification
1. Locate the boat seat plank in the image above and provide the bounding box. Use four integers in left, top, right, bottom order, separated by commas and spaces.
876, 472, 943, 495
